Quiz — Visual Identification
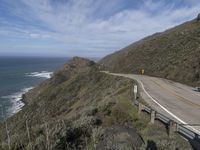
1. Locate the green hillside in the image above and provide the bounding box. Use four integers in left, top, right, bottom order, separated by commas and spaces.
100, 15, 200, 86
0, 57, 190, 150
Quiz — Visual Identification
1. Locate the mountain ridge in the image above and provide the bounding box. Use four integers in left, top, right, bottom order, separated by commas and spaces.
100, 15, 200, 86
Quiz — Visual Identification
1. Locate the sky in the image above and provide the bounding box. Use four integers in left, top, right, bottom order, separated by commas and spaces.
0, 0, 199, 58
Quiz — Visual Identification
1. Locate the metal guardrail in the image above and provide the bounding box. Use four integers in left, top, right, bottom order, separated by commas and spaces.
196, 87, 200, 92
143, 105, 151, 114
178, 125, 196, 139
156, 112, 170, 124
133, 99, 200, 149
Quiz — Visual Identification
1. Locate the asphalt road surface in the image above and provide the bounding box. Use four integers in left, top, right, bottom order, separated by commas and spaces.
103, 71, 200, 134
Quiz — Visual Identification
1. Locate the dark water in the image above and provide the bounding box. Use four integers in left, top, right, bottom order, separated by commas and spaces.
0, 57, 69, 120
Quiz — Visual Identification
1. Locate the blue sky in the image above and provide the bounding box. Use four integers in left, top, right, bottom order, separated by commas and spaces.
0, 0, 199, 57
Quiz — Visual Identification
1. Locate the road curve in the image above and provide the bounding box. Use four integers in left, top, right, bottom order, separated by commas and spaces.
102, 71, 200, 134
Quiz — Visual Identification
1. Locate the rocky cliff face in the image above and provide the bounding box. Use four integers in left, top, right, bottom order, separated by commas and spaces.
50, 56, 95, 85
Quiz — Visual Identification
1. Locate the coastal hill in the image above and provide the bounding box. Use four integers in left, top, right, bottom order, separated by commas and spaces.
100, 14, 200, 86
0, 57, 190, 150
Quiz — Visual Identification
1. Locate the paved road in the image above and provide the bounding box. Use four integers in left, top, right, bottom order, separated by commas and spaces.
103, 71, 200, 134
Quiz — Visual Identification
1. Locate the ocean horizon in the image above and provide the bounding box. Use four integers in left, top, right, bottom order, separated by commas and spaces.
0, 56, 69, 121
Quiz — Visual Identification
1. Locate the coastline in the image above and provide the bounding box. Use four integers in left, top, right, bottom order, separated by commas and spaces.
1, 71, 53, 119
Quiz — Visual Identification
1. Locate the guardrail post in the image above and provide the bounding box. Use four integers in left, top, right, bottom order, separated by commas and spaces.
195, 133, 199, 139
150, 110, 156, 124
133, 100, 139, 106
168, 120, 176, 136
138, 103, 143, 114
175, 123, 179, 132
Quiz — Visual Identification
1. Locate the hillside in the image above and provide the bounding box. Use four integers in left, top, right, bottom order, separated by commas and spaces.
0, 57, 190, 150
100, 14, 200, 86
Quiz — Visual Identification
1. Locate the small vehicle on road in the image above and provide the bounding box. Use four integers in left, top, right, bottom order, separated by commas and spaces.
196, 87, 200, 92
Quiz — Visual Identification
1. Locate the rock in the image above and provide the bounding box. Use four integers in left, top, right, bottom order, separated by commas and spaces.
50, 57, 95, 84
66, 56, 95, 69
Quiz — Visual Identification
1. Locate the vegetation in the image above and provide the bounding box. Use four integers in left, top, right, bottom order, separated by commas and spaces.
0, 57, 191, 149
100, 15, 200, 86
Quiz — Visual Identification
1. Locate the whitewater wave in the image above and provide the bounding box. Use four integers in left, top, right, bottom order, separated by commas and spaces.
26, 71, 53, 79
1, 87, 34, 115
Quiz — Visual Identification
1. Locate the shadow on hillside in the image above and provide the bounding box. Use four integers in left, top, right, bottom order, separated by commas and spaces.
188, 135, 200, 150
146, 140, 158, 150
178, 131, 200, 150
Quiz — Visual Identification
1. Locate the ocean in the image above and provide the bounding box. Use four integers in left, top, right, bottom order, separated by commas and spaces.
0, 56, 69, 121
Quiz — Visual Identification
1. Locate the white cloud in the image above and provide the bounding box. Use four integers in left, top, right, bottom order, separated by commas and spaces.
0, 0, 200, 57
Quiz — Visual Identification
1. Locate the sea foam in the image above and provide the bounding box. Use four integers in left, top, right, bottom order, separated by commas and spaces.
26, 71, 53, 79
1, 87, 33, 115
1, 71, 53, 116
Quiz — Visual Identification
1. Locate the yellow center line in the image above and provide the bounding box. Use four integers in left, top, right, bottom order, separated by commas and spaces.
149, 77, 200, 109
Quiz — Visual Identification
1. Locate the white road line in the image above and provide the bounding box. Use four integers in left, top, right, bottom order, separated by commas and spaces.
137, 79, 200, 135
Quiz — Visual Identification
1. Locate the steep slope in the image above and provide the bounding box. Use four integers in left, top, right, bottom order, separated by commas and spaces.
100, 15, 200, 86
0, 57, 190, 150
0, 57, 141, 150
